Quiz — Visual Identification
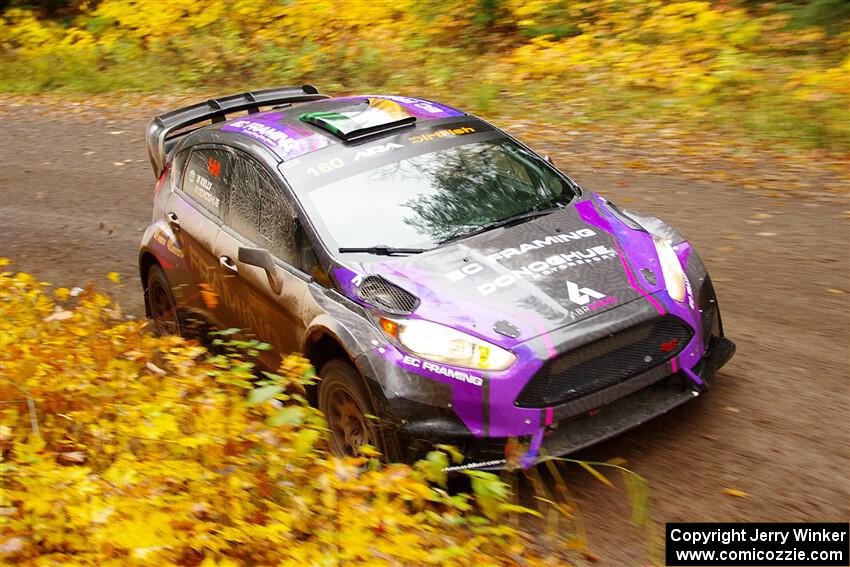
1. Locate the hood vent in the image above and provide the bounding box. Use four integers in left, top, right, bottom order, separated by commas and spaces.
357, 276, 420, 315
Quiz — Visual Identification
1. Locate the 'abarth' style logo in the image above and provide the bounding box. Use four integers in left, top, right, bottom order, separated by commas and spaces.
565, 280, 605, 305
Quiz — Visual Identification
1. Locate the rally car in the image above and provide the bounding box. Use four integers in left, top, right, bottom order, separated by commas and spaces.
140, 85, 735, 469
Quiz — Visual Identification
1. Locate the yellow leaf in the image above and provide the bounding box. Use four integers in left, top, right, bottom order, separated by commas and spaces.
578, 461, 615, 488
199, 283, 219, 309
358, 444, 382, 457
106, 271, 121, 283
722, 488, 749, 498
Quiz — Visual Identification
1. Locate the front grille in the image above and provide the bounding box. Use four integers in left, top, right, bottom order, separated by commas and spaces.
357, 276, 420, 315
515, 316, 693, 408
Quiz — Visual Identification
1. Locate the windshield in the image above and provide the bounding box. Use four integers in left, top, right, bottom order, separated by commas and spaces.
306, 139, 576, 251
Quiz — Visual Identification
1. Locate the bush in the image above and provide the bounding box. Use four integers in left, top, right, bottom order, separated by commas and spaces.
0, 261, 561, 565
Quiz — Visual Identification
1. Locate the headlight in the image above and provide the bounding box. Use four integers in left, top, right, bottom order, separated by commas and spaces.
379, 318, 516, 371
653, 236, 686, 303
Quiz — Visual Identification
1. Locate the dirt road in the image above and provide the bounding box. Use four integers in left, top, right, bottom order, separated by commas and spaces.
1, 104, 848, 565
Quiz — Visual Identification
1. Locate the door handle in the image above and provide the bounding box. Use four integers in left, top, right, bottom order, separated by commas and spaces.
166, 212, 181, 230
219, 255, 238, 274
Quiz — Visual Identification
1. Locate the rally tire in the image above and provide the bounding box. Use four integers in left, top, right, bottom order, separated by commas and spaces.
318, 359, 394, 459
145, 265, 183, 337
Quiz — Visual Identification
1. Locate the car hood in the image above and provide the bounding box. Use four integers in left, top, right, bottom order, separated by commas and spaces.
344, 195, 668, 346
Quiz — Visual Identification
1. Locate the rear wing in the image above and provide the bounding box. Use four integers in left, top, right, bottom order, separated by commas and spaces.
145, 85, 328, 177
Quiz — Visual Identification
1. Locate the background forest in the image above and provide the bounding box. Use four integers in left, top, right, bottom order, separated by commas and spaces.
2, 0, 848, 151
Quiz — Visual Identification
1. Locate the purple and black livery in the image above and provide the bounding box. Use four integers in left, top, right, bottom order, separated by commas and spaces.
141, 85, 735, 469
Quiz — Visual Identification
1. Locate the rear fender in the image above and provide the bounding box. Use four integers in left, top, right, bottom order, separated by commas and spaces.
139, 221, 185, 276
138, 223, 217, 327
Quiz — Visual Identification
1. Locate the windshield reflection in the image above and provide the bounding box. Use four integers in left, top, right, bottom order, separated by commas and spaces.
308, 139, 574, 250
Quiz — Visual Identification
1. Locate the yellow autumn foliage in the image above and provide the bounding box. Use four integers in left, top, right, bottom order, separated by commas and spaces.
1, 0, 847, 150
0, 261, 563, 565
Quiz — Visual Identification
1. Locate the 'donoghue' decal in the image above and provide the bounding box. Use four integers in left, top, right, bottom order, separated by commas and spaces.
221, 112, 333, 160
444, 230, 619, 296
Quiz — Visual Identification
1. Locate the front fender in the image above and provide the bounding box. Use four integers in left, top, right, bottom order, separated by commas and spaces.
302, 288, 386, 359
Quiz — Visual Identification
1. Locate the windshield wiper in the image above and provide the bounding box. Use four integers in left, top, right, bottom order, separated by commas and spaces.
338, 245, 429, 256
439, 204, 563, 245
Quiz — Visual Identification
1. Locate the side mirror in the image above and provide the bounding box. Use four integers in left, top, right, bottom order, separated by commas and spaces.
238, 247, 283, 294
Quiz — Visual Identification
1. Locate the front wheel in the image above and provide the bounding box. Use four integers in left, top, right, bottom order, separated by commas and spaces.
318, 359, 395, 459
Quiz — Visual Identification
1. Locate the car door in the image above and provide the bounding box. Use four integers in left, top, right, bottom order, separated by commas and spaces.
166, 146, 232, 328
213, 151, 311, 369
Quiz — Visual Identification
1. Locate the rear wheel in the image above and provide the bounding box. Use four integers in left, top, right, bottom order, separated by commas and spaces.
146, 265, 182, 337
318, 359, 389, 458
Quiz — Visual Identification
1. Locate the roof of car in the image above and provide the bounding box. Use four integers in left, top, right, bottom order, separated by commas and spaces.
208, 95, 471, 162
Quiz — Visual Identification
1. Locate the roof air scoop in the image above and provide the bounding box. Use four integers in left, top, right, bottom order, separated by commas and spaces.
356, 276, 420, 315
300, 98, 416, 141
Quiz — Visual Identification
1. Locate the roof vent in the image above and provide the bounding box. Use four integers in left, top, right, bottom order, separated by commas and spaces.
357, 276, 420, 315
300, 98, 416, 141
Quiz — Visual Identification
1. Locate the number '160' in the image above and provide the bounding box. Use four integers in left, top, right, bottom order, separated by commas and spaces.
306, 158, 344, 177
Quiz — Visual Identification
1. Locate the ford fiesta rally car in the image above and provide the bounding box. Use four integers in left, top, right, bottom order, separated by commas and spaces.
140, 85, 735, 469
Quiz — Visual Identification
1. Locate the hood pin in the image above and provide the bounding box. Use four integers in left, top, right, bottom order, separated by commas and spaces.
493, 320, 521, 339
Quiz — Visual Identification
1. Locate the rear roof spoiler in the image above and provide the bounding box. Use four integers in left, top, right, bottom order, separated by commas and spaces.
145, 85, 328, 177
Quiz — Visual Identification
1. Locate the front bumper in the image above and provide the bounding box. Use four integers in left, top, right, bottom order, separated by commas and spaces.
354, 274, 734, 468
446, 335, 735, 471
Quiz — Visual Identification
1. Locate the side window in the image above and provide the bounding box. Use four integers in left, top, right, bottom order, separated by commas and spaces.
227, 161, 261, 243
172, 148, 191, 188
228, 156, 297, 265
181, 148, 231, 218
